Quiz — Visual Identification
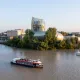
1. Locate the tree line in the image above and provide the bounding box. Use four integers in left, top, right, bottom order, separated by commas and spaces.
6, 28, 80, 50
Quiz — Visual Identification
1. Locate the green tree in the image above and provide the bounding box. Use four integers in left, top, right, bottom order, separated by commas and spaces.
55, 40, 66, 49
24, 29, 34, 42
45, 28, 57, 43
12, 37, 20, 47
25, 29, 34, 39
37, 42, 48, 50
60, 31, 68, 36
45, 28, 57, 49
6, 37, 20, 47
17, 40, 24, 48
23, 29, 34, 48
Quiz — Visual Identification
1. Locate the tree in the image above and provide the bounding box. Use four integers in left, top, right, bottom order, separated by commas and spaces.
17, 40, 24, 48
6, 37, 20, 47
60, 31, 68, 36
25, 29, 34, 39
37, 42, 48, 50
55, 40, 66, 49
23, 29, 34, 48
45, 27, 57, 43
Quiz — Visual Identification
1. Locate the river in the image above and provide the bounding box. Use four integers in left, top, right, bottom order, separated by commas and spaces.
0, 44, 80, 80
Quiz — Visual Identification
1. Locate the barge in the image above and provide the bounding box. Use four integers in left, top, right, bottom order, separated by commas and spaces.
11, 58, 43, 68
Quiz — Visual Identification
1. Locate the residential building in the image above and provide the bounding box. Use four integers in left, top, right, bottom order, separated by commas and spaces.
7, 29, 25, 39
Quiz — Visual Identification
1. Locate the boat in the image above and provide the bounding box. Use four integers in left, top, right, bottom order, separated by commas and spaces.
10, 58, 43, 68
76, 50, 80, 56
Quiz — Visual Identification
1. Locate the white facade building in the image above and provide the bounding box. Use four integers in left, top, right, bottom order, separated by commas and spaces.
7, 29, 25, 39
78, 37, 80, 42
56, 33, 64, 41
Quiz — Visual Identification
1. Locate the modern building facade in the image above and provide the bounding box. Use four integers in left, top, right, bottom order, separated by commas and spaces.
31, 17, 45, 32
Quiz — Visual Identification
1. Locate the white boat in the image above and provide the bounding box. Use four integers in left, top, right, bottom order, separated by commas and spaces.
11, 58, 43, 68
76, 50, 80, 56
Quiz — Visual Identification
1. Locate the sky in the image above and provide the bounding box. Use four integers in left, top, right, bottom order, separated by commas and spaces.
0, 0, 80, 32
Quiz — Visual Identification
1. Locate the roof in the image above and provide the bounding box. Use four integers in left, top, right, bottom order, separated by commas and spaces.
34, 31, 64, 37
34, 31, 45, 37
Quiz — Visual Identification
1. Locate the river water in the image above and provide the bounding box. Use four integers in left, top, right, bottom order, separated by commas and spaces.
0, 44, 80, 80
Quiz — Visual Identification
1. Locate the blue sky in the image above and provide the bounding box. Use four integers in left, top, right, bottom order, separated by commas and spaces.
0, 0, 80, 32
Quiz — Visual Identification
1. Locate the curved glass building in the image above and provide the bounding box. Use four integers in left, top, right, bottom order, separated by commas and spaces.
31, 17, 45, 32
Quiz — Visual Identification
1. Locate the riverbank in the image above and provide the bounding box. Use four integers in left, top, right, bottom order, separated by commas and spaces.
3, 43, 80, 52
5, 38, 80, 50
5, 28, 80, 50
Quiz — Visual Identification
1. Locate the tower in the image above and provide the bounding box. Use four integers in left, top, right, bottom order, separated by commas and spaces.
31, 17, 45, 32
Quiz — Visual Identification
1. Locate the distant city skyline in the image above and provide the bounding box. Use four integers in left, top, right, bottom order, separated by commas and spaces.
0, 0, 80, 32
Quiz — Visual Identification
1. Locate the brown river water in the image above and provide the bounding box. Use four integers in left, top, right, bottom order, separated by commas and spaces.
0, 44, 80, 80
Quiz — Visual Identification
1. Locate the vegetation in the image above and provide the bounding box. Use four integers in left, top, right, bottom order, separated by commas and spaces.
6, 28, 80, 50
60, 31, 69, 36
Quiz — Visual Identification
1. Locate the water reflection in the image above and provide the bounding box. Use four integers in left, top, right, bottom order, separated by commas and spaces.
15, 51, 25, 58
56, 52, 61, 61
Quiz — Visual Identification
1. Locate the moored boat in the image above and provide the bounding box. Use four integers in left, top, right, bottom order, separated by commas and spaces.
11, 58, 43, 68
